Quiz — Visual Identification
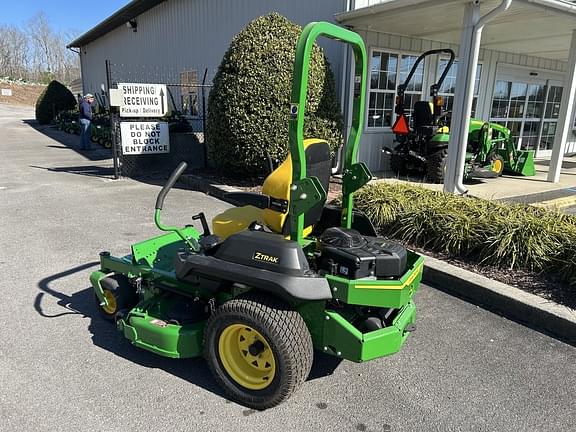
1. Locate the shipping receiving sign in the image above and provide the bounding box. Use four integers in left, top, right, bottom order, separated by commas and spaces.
118, 83, 168, 117
120, 121, 170, 155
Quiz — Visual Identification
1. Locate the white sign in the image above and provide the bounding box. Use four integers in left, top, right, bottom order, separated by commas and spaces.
118, 83, 168, 117
1, 89, 12, 96
120, 121, 170, 155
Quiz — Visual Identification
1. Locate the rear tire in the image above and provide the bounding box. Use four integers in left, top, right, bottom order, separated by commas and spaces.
426, 149, 448, 183
204, 292, 313, 410
95, 274, 138, 321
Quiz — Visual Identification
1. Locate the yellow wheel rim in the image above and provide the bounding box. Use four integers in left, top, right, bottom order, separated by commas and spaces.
218, 324, 276, 390
102, 290, 117, 315
492, 159, 503, 173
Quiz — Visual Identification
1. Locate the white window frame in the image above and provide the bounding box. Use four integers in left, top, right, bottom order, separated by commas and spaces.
436, 57, 483, 118
365, 47, 427, 131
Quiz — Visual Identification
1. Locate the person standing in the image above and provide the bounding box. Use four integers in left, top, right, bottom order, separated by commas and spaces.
79, 93, 94, 151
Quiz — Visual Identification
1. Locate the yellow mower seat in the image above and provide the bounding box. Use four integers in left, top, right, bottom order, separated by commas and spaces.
212, 138, 331, 240
212, 205, 264, 240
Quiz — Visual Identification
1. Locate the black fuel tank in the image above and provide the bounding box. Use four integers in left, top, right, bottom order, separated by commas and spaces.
214, 230, 310, 276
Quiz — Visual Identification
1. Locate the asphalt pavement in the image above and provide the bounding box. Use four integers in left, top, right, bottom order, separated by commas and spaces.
1, 104, 575, 432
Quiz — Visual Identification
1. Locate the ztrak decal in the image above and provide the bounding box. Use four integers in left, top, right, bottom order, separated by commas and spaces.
253, 252, 280, 264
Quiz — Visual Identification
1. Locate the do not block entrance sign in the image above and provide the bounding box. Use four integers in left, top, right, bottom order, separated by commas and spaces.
117, 83, 169, 117
120, 121, 170, 155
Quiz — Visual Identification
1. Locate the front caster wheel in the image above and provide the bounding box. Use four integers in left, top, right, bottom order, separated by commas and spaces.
204, 292, 313, 410
95, 274, 137, 321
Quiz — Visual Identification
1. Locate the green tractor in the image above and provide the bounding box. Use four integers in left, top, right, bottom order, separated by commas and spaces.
90, 22, 423, 409
388, 49, 535, 183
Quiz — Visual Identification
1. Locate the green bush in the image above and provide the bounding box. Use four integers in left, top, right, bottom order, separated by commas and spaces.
207, 12, 343, 177
353, 182, 576, 287
35, 80, 77, 125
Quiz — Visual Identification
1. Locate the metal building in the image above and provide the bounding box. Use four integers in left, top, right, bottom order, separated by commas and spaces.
67, 0, 347, 110
69, 0, 576, 186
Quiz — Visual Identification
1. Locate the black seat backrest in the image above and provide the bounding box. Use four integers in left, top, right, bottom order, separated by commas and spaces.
282, 141, 331, 235
413, 101, 434, 130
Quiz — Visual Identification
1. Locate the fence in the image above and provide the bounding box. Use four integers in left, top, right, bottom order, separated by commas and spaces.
104, 60, 214, 178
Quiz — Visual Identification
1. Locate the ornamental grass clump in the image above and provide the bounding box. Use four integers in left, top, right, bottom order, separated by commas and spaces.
353, 182, 576, 287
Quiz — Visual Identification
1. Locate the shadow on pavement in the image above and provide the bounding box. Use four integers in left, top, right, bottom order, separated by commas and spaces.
23, 118, 200, 189
536, 159, 576, 169
34, 263, 225, 399
35, 263, 341, 402
30, 164, 115, 178
22, 118, 111, 162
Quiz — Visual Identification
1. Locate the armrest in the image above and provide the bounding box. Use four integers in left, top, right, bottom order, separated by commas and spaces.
225, 192, 288, 214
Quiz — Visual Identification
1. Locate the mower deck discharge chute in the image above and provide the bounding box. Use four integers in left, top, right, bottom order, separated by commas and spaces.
388, 49, 535, 183
91, 22, 423, 409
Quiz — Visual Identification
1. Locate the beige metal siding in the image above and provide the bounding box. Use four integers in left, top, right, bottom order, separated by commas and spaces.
80, 0, 347, 95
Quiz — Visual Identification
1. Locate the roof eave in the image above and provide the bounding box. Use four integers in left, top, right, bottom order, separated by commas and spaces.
67, 0, 166, 48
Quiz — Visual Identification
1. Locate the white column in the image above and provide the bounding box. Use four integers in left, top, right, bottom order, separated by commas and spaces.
444, 2, 481, 194
547, 29, 576, 183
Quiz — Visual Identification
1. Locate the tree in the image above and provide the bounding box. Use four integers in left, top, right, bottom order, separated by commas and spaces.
207, 13, 343, 177
0, 24, 29, 80
35, 80, 77, 124
0, 11, 80, 84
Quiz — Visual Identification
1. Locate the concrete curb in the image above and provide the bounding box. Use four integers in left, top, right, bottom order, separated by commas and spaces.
423, 255, 576, 344
181, 174, 576, 345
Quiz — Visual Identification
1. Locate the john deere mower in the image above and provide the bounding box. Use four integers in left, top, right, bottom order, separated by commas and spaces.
388, 49, 535, 183
91, 22, 423, 409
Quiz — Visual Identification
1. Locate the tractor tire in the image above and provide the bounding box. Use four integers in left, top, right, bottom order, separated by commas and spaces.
490, 154, 505, 176
426, 149, 448, 184
95, 274, 138, 322
204, 292, 313, 410
389, 153, 408, 176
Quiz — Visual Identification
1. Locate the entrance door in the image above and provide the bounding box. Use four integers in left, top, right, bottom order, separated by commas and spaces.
489, 64, 566, 158
490, 80, 547, 154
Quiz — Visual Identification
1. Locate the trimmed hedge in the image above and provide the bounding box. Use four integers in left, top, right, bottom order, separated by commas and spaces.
207, 12, 343, 177
35, 80, 77, 125
353, 182, 576, 287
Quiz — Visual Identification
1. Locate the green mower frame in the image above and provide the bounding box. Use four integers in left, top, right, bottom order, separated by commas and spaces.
91, 22, 423, 409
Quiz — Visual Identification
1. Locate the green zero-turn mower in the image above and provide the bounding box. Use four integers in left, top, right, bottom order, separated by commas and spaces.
387, 49, 535, 183
90, 22, 423, 409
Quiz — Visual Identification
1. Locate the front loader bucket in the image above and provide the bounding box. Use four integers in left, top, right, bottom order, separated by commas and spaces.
497, 149, 536, 176
512, 150, 536, 176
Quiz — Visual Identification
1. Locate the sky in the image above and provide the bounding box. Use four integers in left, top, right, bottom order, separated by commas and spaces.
0, 0, 131, 37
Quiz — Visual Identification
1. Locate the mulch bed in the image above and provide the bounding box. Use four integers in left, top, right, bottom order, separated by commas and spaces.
408, 245, 575, 310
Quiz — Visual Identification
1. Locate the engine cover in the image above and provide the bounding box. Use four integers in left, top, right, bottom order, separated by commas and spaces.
318, 227, 407, 279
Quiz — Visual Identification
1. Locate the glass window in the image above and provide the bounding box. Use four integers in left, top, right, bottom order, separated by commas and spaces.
491, 81, 511, 118
541, 121, 557, 151
525, 84, 545, 119
509, 82, 527, 118
545, 86, 562, 119
437, 60, 482, 117
367, 50, 425, 128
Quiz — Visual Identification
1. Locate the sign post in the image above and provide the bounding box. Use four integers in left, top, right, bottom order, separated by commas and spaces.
105, 60, 120, 179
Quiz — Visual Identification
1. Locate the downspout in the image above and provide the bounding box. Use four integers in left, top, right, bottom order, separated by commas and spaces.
447, 0, 512, 195
67, 46, 82, 94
